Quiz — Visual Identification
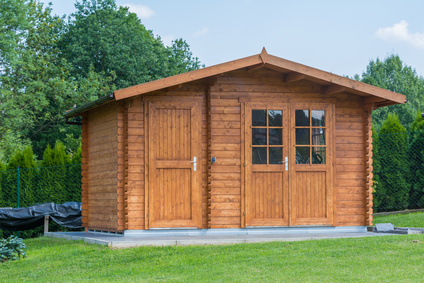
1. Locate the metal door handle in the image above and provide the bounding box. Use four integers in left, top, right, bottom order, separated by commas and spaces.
189, 157, 197, 171
282, 157, 288, 171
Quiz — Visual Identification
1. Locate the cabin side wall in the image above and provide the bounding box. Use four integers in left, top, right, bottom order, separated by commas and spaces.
334, 98, 367, 226
82, 102, 120, 231
125, 98, 146, 230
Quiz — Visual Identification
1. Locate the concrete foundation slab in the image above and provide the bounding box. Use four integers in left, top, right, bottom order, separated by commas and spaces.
45, 226, 395, 248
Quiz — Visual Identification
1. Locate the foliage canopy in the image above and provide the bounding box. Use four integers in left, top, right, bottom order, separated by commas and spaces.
0, 0, 202, 162
355, 54, 424, 130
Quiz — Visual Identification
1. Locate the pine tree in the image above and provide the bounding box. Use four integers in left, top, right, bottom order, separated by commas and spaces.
374, 114, 409, 211
3, 147, 36, 207
40, 141, 72, 204
372, 126, 381, 209
408, 112, 424, 208
0, 161, 6, 207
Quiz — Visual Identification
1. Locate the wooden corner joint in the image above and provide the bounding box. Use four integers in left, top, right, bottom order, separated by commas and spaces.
259, 47, 268, 64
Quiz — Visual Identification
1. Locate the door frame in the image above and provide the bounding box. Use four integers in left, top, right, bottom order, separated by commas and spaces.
144, 96, 203, 229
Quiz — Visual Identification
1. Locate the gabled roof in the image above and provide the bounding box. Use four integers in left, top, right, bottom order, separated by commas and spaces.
114, 48, 406, 106
65, 48, 405, 118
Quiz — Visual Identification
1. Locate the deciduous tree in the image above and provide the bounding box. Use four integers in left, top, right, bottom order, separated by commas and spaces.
355, 54, 424, 130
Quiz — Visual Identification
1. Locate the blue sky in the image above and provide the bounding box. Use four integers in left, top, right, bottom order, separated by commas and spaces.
47, 0, 424, 78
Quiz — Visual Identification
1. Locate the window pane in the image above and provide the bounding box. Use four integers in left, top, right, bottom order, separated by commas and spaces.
252, 147, 267, 164
296, 147, 310, 164
252, 110, 266, 126
295, 110, 309, 126
312, 110, 325, 127
269, 147, 283, 164
269, 129, 282, 145
296, 129, 310, 145
252, 128, 266, 145
312, 147, 326, 164
268, 110, 282, 126
312, 128, 325, 145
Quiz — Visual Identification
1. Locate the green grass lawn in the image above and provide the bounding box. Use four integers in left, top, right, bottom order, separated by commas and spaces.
2, 234, 424, 282
374, 212, 424, 228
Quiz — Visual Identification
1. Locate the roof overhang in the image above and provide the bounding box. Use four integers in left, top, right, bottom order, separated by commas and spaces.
65, 48, 406, 118
64, 93, 115, 118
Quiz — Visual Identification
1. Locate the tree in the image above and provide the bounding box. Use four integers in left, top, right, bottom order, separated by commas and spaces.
59, 0, 202, 90
7, 147, 37, 170
373, 113, 409, 211
0, 0, 75, 159
407, 112, 424, 208
71, 146, 82, 164
354, 54, 424, 131
40, 141, 74, 204
2, 146, 37, 208
0, 0, 117, 161
0, 0, 202, 162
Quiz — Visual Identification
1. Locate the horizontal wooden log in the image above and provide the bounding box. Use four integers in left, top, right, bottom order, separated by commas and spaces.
210, 216, 241, 225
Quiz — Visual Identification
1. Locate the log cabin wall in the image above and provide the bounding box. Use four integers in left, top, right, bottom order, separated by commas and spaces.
81, 114, 88, 228
83, 67, 371, 231
125, 97, 146, 230
208, 68, 368, 228
334, 96, 367, 226
83, 102, 120, 231
124, 82, 209, 229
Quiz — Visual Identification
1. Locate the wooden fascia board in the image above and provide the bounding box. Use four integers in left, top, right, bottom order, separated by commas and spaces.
114, 54, 263, 100
265, 54, 406, 104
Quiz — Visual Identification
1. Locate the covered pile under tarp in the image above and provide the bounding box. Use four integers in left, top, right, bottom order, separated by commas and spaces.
0, 202, 82, 231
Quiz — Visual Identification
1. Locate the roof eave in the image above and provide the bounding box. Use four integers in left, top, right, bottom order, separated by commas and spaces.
114, 49, 406, 105
114, 53, 264, 100
64, 93, 115, 118
263, 55, 406, 104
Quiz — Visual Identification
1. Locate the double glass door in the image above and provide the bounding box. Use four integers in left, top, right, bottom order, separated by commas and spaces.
245, 102, 333, 227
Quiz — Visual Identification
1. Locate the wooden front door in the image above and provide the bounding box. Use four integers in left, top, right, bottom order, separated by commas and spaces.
147, 100, 202, 228
290, 103, 333, 226
244, 102, 333, 227
245, 103, 289, 226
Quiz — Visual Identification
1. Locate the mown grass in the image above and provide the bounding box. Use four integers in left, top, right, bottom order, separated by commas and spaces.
1, 234, 424, 282
374, 211, 424, 227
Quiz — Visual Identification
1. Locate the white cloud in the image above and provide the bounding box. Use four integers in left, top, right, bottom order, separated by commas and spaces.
123, 3, 154, 19
376, 20, 424, 48
193, 27, 209, 37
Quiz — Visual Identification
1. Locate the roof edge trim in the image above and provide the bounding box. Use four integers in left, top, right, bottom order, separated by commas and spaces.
64, 93, 115, 118
114, 53, 263, 100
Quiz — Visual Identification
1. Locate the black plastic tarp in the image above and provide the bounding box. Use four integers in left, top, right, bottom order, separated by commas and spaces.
0, 202, 82, 231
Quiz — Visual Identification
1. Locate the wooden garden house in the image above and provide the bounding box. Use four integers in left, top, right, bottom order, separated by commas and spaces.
65, 48, 406, 233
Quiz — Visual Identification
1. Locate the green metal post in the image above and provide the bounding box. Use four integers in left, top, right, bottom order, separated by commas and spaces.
17, 166, 20, 208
